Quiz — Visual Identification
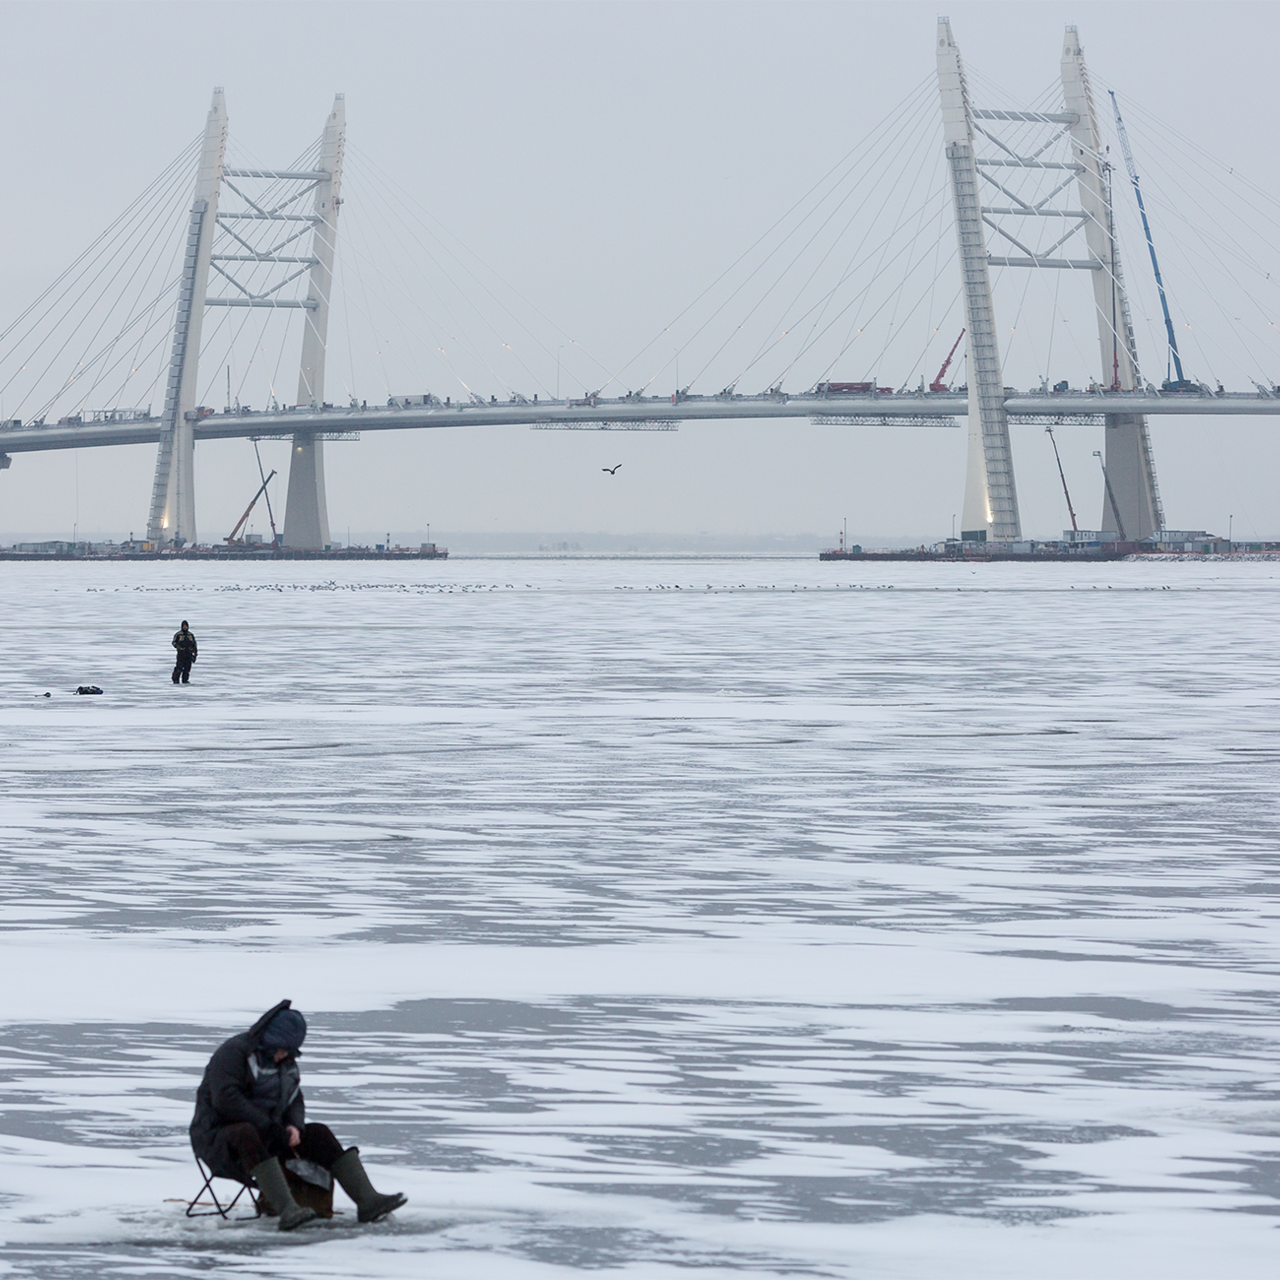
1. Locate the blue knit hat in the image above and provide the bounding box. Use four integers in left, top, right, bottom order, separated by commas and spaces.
260, 1007, 307, 1055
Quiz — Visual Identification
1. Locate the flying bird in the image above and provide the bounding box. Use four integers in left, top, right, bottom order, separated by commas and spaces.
603, 464, 622, 475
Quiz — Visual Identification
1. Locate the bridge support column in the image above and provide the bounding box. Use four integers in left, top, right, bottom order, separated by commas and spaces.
147, 89, 227, 546
1101, 413, 1160, 540
283, 434, 331, 549
1061, 28, 1164, 537
283, 95, 345, 549
937, 19, 1020, 542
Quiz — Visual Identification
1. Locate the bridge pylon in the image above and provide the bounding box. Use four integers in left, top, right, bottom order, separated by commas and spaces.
937, 21, 1166, 543
936, 19, 1020, 544
147, 91, 345, 549
284, 95, 345, 549
1060, 27, 1163, 539
146, 89, 227, 547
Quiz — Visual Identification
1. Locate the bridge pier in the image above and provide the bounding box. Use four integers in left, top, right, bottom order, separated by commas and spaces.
283, 435, 331, 549
1101, 413, 1161, 540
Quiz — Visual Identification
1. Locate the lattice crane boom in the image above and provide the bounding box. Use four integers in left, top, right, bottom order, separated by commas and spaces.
930, 329, 965, 393
1109, 90, 1187, 386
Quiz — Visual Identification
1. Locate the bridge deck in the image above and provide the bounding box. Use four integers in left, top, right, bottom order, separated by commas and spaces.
1, 390, 1278, 454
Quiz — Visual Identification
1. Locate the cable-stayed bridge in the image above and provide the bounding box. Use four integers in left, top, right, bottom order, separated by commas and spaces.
1, 20, 1278, 548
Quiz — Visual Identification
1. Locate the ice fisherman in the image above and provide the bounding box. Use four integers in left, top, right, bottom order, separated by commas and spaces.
190, 1000, 408, 1231
171, 620, 197, 685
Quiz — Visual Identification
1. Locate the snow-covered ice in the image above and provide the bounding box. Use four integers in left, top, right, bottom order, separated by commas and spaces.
2, 556, 1280, 1277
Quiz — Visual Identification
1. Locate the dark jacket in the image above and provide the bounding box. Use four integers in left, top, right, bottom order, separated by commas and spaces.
190, 1000, 305, 1177
172, 629, 197, 658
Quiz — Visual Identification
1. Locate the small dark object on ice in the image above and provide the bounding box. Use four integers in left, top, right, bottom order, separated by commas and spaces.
76, 686, 103, 695
42, 692, 50, 698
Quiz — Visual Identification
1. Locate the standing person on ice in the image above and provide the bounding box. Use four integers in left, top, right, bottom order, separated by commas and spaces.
190, 1000, 407, 1231
171, 620, 197, 685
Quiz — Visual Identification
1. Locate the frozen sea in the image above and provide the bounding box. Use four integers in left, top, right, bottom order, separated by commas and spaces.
2, 555, 1280, 1278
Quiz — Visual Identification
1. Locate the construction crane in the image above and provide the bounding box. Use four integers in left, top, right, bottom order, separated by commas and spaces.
1045, 425, 1078, 532
1093, 450, 1126, 542
251, 440, 279, 545
930, 329, 965, 392
1109, 91, 1195, 391
226, 465, 277, 544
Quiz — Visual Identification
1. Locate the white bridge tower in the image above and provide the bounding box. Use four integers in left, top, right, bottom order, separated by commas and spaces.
147, 92, 345, 548
936, 20, 1163, 542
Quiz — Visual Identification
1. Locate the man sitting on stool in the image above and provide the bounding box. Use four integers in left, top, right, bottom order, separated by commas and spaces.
190, 1000, 407, 1231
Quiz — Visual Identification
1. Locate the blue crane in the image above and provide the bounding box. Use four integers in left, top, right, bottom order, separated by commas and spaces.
1109, 90, 1196, 391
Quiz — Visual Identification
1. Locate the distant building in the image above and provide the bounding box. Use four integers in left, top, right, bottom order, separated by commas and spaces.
1142, 530, 1229, 553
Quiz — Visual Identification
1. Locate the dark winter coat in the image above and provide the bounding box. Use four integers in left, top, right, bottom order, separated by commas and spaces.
172, 629, 197, 659
190, 1000, 306, 1179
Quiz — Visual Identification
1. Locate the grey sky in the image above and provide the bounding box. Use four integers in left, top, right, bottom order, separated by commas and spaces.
0, 1, 1275, 544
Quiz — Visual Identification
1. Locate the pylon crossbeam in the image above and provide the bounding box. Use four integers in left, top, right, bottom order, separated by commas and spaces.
206, 298, 317, 309
973, 109, 1079, 124
976, 158, 1083, 171
224, 168, 328, 181
984, 207, 1087, 217
217, 213, 319, 223
987, 256, 1102, 270
212, 254, 319, 264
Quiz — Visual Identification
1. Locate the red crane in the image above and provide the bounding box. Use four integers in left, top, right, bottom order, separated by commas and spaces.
225, 468, 277, 544
929, 329, 965, 393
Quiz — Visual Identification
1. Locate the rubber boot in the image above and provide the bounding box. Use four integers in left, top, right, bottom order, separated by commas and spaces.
251, 1156, 317, 1232
330, 1147, 407, 1223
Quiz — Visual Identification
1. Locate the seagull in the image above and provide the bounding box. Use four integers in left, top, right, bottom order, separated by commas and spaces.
602, 464, 622, 475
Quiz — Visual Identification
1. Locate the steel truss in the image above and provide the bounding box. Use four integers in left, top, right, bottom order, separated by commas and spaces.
1008, 414, 1106, 427
532, 420, 682, 431
207, 169, 326, 309
810, 415, 962, 428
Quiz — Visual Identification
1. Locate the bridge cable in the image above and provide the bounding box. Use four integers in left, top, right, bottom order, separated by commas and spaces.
1094, 86, 1280, 386
341, 165, 512, 398
700, 88, 947, 394
656, 79, 942, 394
609, 73, 937, 394
0, 135, 200, 358
345, 146, 601, 398
5, 150, 201, 421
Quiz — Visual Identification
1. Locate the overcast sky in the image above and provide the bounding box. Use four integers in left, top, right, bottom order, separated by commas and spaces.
0, 0, 1276, 545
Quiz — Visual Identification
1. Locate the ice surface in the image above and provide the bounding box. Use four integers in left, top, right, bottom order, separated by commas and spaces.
2, 557, 1280, 1276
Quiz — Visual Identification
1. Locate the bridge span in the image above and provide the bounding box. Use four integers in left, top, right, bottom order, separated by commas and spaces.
1, 390, 1277, 457
3, 22, 1277, 547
